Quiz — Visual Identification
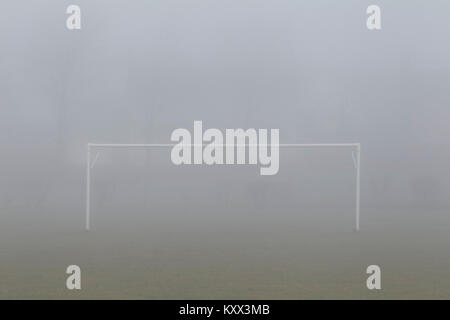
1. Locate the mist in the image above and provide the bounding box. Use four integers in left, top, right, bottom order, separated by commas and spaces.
1, 0, 450, 299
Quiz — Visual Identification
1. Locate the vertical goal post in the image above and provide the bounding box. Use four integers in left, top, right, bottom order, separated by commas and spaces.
85, 143, 361, 232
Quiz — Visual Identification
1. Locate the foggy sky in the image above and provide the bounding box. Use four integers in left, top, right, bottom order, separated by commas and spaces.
1, 0, 450, 213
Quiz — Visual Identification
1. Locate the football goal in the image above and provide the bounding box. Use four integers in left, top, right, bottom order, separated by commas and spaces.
85, 143, 361, 231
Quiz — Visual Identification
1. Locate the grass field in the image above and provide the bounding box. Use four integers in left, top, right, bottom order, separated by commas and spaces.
1, 203, 449, 299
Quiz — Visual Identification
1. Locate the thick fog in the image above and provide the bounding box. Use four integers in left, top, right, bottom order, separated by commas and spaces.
1, 0, 450, 298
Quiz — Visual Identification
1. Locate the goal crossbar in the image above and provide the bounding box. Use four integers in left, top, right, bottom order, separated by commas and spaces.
85, 143, 361, 231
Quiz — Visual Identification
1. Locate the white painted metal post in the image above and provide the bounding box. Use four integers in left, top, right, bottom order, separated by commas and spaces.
86, 144, 91, 231
355, 143, 360, 232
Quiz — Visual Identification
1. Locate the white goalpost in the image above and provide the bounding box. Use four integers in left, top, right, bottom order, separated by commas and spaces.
85, 143, 361, 232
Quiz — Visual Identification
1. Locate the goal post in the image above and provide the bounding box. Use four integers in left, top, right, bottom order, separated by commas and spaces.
85, 143, 361, 232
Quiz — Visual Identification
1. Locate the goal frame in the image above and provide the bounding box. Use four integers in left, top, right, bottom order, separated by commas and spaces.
85, 143, 361, 231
